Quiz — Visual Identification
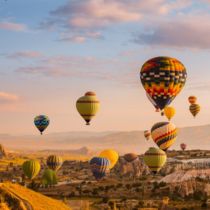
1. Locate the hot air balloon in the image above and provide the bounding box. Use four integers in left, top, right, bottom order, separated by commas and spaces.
89, 157, 110, 180
146, 93, 160, 112
124, 153, 138, 163
189, 104, 200, 117
140, 56, 187, 110
144, 130, 151, 141
34, 115, 49, 135
46, 155, 63, 171
151, 122, 177, 151
0, 144, 6, 158
188, 96, 197, 104
99, 149, 119, 169
22, 160, 40, 180
180, 143, 187, 151
76, 91, 100, 125
42, 169, 57, 186
164, 106, 176, 121
143, 147, 167, 174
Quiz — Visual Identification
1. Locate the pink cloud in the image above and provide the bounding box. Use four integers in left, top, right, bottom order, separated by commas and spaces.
0, 21, 27, 32
0, 92, 19, 104
7, 51, 42, 59
59, 31, 103, 43
134, 14, 210, 49
40, 0, 192, 42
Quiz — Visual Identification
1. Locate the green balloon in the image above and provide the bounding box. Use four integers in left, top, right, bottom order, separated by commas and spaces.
42, 169, 57, 186
22, 160, 40, 180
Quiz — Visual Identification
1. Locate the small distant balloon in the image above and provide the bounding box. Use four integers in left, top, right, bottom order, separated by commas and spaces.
189, 104, 200, 117
34, 115, 49, 135
76, 91, 100, 125
47, 155, 63, 171
144, 130, 151, 141
99, 149, 119, 169
188, 96, 197, 104
89, 157, 110, 180
22, 160, 40, 180
180, 143, 187, 151
164, 106, 176, 121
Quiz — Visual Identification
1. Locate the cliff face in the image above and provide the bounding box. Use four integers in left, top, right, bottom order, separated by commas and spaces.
169, 180, 210, 197
113, 157, 150, 177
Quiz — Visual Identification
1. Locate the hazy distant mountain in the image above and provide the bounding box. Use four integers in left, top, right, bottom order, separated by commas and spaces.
0, 124, 209, 154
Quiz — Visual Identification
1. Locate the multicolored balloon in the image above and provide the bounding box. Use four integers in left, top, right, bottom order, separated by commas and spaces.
76, 91, 100, 125
47, 155, 63, 171
143, 147, 167, 174
34, 115, 50, 135
42, 169, 57, 186
164, 106, 176, 121
180, 143, 187, 151
140, 56, 187, 110
151, 122, 177, 151
188, 96, 197, 104
144, 130, 151, 141
99, 149, 119, 169
89, 157, 110, 180
189, 104, 200, 117
22, 160, 40, 180
146, 93, 160, 112
124, 153, 138, 163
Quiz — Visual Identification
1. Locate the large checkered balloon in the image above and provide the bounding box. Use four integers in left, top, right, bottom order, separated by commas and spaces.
140, 56, 187, 110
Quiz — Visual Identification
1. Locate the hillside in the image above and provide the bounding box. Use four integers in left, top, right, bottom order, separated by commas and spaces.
0, 124, 210, 154
0, 182, 71, 210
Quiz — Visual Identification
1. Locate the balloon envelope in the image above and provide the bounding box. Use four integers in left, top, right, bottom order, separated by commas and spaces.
151, 122, 177, 151
188, 96, 197, 104
89, 157, 110, 180
144, 130, 151, 140
34, 115, 49, 135
22, 160, 40, 180
42, 169, 57, 186
140, 56, 187, 110
143, 147, 167, 174
180, 143, 187, 151
99, 149, 119, 169
76, 91, 100, 125
189, 104, 200, 117
164, 106, 176, 121
47, 155, 63, 171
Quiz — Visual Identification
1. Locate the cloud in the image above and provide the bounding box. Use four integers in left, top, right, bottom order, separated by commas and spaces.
0, 92, 19, 104
41, 0, 192, 42
6, 51, 42, 59
133, 14, 210, 49
15, 54, 136, 85
58, 32, 103, 43
0, 21, 27, 32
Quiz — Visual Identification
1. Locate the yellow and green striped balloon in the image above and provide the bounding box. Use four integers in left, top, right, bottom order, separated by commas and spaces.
189, 103, 200, 117
22, 160, 41, 180
76, 91, 100, 125
47, 155, 63, 171
42, 169, 57, 186
143, 147, 167, 174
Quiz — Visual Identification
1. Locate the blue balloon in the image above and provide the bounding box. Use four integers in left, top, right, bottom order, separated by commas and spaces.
89, 157, 110, 180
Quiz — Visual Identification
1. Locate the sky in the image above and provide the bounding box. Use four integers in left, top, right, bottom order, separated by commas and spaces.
1, 0, 210, 135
